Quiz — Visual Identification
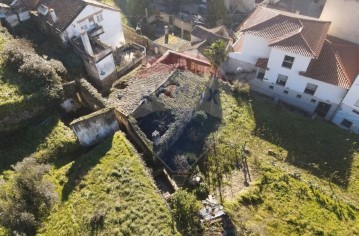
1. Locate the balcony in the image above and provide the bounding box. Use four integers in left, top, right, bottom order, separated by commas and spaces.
88, 24, 104, 38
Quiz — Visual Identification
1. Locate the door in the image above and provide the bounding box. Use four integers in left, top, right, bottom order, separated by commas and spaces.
315, 102, 332, 118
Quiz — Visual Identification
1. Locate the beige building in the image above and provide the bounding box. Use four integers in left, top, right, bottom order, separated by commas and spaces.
320, 0, 359, 44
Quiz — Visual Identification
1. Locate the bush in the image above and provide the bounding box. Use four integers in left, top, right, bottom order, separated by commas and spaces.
0, 157, 58, 235
1, 38, 65, 105
170, 190, 203, 235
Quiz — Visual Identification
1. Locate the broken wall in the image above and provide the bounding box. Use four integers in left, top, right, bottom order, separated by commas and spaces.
70, 108, 119, 146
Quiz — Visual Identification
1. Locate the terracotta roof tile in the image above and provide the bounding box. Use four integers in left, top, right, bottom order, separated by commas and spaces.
240, 6, 331, 58
33, 0, 119, 32
109, 64, 174, 116
191, 25, 231, 46
154, 34, 191, 52
255, 58, 269, 69
301, 36, 359, 89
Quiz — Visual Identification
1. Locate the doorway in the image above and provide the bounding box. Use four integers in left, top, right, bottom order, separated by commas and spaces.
314, 102, 332, 118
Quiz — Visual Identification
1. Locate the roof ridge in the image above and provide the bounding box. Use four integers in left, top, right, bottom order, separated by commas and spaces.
241, 10, 280, 31
259, 5, 331, 23
268, 27, 301, 45
328, 40, 351, 85
297, 19, 316, 57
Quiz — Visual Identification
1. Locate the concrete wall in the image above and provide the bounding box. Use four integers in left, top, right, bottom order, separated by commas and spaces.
332, 75, 359, 133
250, 77, 346, 120
320, 0, 359, 44
70, 108, 119, 146
228, 34, 271, 71
96, 53, 116, 81
63, 5, 125, 49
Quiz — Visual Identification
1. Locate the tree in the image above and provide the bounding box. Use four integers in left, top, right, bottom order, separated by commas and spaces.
127, 0, 150, 26
207, 0, 227, 27
204, 40, 228, 76
170, 190, 203, 235
0, 157, 58, 235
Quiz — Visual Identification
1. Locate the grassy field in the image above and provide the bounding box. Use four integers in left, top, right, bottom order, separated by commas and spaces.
0, 117, 79, 173
38, 132, 179, 236
208, 84, 359, 235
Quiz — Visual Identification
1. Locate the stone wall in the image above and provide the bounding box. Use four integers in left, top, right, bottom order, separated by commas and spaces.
76, 78, 107, 111
70, 108, 119, 146
122, 24, 152, 48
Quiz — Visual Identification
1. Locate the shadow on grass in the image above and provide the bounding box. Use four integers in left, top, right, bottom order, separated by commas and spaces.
0, 115, 58, 173
61, 135, 114, 201
10, 21, 85, 80
248, 93, 359, 187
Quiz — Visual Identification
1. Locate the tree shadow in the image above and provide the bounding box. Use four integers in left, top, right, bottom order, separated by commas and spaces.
0, 115, 59, 173
249, 93, 359, 188
61, 135, 114, 201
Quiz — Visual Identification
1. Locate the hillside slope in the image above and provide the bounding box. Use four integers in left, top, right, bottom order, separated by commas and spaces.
38, 132, 179, 236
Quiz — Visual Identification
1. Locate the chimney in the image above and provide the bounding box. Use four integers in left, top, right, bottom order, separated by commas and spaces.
164, 25, 169, 44
49, 9, 57, 23
80, 30, 94, 56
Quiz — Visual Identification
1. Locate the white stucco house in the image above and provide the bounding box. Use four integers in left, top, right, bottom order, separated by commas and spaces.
228, 6, 359, 133
28, 0, 126, 86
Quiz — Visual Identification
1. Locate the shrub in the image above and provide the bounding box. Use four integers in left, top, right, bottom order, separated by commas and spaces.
1, 38, 34, 68
1, 37, 65, 105
0, 157, 58, 236
170, 190, 203, 235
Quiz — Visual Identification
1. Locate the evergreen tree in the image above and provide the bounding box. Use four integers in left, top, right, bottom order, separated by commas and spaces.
207, 0, 227, 27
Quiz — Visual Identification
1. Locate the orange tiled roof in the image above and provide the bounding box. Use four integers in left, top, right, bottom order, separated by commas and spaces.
301, 36, 359, 89
240, 6, 330, 58
255, 58, 269, 69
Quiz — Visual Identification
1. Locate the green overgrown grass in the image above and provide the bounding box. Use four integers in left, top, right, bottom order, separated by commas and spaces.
0, 118, 79, 173
225, 163, 359, 235
38, 132, 179, 236
212, 86, 359, 235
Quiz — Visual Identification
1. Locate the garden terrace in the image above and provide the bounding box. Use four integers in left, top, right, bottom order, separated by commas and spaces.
114, 42, 146, 78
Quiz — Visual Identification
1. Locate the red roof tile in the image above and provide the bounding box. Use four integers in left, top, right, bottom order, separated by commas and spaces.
255, 58, 269, 69
301, 36, 359, 89
240, 6, 330, 58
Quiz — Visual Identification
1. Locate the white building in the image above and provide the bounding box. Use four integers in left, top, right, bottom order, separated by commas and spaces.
30, 0, 126, 86
228, 6, 359, 133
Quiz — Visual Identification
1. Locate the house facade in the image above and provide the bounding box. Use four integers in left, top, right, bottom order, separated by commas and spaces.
228, 6, 359, 133
29, 0, 126, 88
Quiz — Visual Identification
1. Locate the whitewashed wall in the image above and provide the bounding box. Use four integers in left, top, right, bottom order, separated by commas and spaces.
96, 54, 116, 81
62, 5, 125, 49
228, 34, 271, 71
332, 75, 359, 133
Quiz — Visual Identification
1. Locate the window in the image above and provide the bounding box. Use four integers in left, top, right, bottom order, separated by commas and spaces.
96, 14, 104, 22
269, 85, 274, 90
80, 24, 88, 30
283, 90, 288, 94
256, 69, 265, 80
310, 99, 317, 103
304, 83, 318, 95
341, 119, 353, 129
296, 94, 302, 98
276, 74, 288, 86
282, 55, 295, 69
355, 99, 359, 107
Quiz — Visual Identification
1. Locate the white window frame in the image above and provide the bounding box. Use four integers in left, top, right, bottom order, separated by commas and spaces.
256, 69, 265, 80
276, 74, 288, 87
304, 83, 318, 95
96, 14, 104, 23
282, 55, 295, 69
